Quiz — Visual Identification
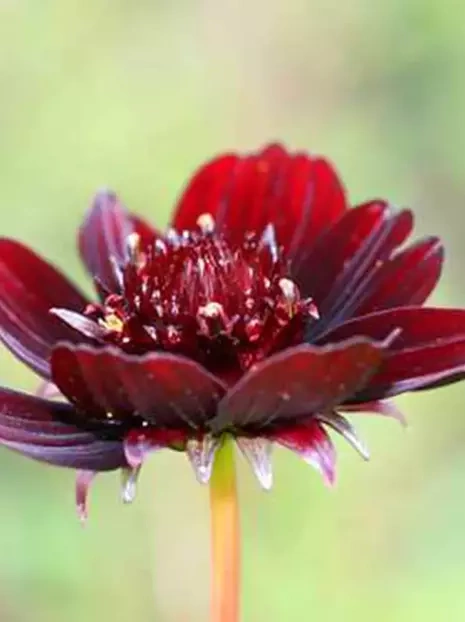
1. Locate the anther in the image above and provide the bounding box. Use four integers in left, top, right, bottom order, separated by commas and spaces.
196, 213, 215, 234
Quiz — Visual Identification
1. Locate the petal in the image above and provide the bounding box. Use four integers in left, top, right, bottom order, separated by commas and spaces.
320, 307, 465, 400
315, 412, 369, 460
271, 422, 336, 485
0, 239, 90, 378
186, 434, 222, 484
51, 343, 227, 429
50, 308, 106, 340
236, 437, 273, 490
0, 388, 125, 470
172, 144, 346, 254
123, 428, 186, 468
298, 202, 414, 337
352, 237, 443, 317
75, 470, 97, 524
120, 466, 141, 504
213, 338, 384, 430
36, 380, 63, 400
340, 400, 406, 425
78, 191, 158, 293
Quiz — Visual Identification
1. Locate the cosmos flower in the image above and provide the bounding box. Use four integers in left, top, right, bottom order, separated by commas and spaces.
1, 143, 464, 521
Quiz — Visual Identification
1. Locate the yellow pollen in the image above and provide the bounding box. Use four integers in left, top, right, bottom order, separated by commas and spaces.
99, 313, 124, 333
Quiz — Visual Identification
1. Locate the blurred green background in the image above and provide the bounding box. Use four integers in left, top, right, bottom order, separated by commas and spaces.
0, 1, 465, 620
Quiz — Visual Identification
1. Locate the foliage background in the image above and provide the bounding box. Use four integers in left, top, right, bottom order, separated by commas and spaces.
0, 1, 464, 620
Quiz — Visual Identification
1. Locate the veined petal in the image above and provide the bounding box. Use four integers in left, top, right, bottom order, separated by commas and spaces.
299, 202, 413, 338
353, 237, 443, 316
0, 239, 90, 378
319, 306, 465, 349
78, 190, 159, 294
0, 388, 125, 470
172, 144, 346, 254
213, 338, 383, 430
51, 343, 227, 429
320, 307, 465, 401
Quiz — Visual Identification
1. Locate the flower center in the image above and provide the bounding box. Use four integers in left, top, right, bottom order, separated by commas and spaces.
85, 215, 318, 381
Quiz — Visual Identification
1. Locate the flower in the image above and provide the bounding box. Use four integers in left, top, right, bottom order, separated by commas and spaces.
1, 143, 464, 520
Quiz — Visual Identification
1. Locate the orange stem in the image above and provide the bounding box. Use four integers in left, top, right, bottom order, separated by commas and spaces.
209, 436, 240, 622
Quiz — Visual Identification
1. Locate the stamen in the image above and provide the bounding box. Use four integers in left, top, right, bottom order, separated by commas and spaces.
197, 213, 216, 234
278, 277, 300, 318
260, 224, 279, 263
126, 232, 141, 264
99, 313, 124, 334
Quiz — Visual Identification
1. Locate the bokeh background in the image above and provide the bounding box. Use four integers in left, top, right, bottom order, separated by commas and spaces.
0, 1, 465, 620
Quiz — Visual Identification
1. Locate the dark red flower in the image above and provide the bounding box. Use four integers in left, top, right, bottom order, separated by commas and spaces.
1, 143, 464, 519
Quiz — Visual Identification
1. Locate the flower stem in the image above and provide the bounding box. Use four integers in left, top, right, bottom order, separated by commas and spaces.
209, 436, 240, 622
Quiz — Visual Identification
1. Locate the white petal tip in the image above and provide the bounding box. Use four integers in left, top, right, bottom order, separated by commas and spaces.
187, 435, 220, 485
237, 437, 273, 491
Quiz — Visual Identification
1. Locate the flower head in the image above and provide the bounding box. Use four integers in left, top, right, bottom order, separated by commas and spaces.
1, 143, 464, 519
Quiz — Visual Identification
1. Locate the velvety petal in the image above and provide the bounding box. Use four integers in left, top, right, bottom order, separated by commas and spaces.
352, 237, 443, 317
51, 343, 227, 429
355, 336, 465, 400
213, 338, 384, 430
0, 239, 90, 378
271, 422, 336, 485
50, 308, 106, 340
319, 307, 465, 350
0, 388, 125, 470
298, 202, 413, 338
78, 191, 158, 294
172, 144, 347, 254
320, 307, 465, 400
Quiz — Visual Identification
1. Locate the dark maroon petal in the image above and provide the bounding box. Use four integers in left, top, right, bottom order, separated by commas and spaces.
354, 336, 465, 400
50, 309, 106, 340
51, 343, 227, 429
172, 144, 346, 254
352, 237, 443, 317
319, 307, 465, 350
78, 191, 158, 293
271, 422, 336, 485
320, 307, 465, 400
298, 202, 413, 336
213, 338, 383, 430
0, 388, 125, 470
0, 239, 90, 378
